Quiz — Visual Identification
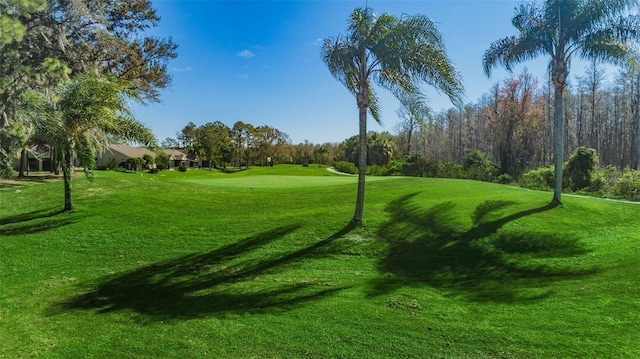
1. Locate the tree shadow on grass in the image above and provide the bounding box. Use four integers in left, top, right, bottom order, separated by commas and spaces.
369, 194, 597, 303
50, 223, 355, 321
0, 208, 65, 225
0, 208, 76, 236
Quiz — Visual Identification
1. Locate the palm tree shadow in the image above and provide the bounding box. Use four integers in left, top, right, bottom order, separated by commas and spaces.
50, 223, 355, 321
370, 194, 597, 302
0, 208, 76, 236
0, 208, 65, 225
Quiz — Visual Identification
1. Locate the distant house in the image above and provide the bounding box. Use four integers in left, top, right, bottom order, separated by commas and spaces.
163, 148, 198, 168
11, 145, 55, 172
12, 144, 199, 172
95, 144, 200, 170
96, 144, 157, 169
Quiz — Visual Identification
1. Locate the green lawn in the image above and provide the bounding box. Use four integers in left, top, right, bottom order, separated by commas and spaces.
1, 165, 639, 358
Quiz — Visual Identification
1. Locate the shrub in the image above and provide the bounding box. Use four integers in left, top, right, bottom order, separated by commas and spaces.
566, 146, 598, 191
155, 151, 170, 170
496, 173, 513, 184
520, 166, 554, 191
148, 168, 159, 174
614, 169, 640, 200
142, 154, 155, 169
436, 160, 465, 179
107, 158, 117, 170
178, 164, 187, 172
590, 165, 619, 195
366, 164, 387, 176
399, 154, 429, 177
384, 159, 404, 176
333, 161, 358, 174
464, 150, 498, 182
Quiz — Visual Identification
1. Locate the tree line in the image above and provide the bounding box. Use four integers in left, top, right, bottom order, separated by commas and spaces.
396, 65, 640, 177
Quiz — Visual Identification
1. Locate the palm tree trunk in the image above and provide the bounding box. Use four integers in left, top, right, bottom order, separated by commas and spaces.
552, 82, 564, 204
63, 151, 73, 211
18, 148, 27, 178
353, 99, 367, 226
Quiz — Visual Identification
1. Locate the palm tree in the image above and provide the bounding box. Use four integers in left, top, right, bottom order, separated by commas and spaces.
397, 92, 431, 155
483, 0, 640, 204
322, 7, 464, 225
23, 73, 156, 211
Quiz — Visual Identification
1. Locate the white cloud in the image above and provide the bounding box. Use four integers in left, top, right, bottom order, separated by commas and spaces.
171, 66, 192, 72
237, 50, 255, 58
306, 38, 323, 47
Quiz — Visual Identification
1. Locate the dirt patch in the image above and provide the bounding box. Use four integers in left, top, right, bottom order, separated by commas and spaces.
0, 173, 66, 187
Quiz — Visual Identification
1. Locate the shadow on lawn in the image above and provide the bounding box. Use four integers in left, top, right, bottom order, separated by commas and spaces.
369, 194, 597, 303
51, 223, 355, 321
0, 208, 75, 235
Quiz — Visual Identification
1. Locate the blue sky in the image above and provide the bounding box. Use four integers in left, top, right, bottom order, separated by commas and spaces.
135, 0, 597, 145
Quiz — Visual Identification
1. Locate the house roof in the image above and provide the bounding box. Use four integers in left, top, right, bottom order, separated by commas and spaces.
105, 144, 157, 159
163, 148, 189, 160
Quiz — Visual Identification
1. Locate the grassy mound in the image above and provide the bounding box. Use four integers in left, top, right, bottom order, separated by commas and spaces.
1, 165, 638, 358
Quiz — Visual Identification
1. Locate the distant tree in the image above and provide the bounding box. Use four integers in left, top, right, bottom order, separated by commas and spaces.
252, 125, 289, 166
368, 132, 396, 166
155, 150, 170, 170
322, 7, 464, 225
486, 73, 544, 177
231, 121, 254, 168
161, 137, 179, 149
483, 0, 640, 204
142, 153, 154, 168
23, 74, 156, 211
314, 145, 330, 165
177, 122, 197, 152
396, 92, 430, 156
196, 121, 231, 169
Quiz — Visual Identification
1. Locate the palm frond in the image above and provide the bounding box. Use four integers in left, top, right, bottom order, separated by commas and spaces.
321, 36, 359, 95
367, 86, 381, 124
579, 14, 640, 62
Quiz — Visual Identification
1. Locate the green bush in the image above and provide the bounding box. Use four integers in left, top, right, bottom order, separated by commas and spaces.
384, 159, 404, 176
333, 161, 358, 174
436, 160, 465, 179
496, 173, 513, 184
399, 154, 429, 177
148, 168, 159, 174
107, 158, 117, 170
464, 150, 498, 182
520, 166, 554, 191
178, 164, 188, 172
566, 146, 598, 191
155, 151, 170, 170
366, 164, 387, 176
589, 165, 619, 195
142, 154, 155, 169
614, 169, 640, 200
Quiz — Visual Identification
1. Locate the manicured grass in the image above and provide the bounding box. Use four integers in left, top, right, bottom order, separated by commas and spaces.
1, 166, 639, 358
